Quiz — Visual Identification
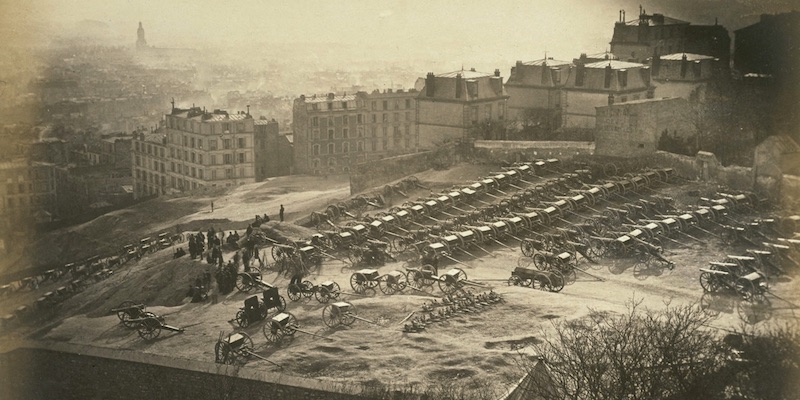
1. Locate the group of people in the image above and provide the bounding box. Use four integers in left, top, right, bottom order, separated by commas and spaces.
253, 205, 286, 227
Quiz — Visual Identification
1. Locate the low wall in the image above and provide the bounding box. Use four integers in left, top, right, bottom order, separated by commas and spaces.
652, 150, 755, 190
472, 140, 594, 163
0, 342, 362, 400
349, 146, 458, 195
782, 174, 800, 209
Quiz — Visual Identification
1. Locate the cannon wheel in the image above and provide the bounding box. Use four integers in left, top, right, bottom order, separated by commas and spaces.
633, 260, 650, 281
533, 254, 548, 269
531, 274, 551, 291
347, 247, 363, 265
315, 285, 332, 303
438, 268, 467, 294
507, 275, 522, 286
215, 340, 236, 365
380, 271, 407, 294
391, 236, 409, 253
698, 293, 722, 318
282, 313, 298, 336
301, 281, 315, 298
547, 270, 565, 292
287, 283, 303, 302
406, 269, 426, 289
699, 272, 719, 293
115, 300, 136, 322
350, 273, 368, 294
263, 322, 284, 344
517, 256, 534, 269
342, 303, 357, 326
137, 315, 162, 341
520, 240, 535, 257
235, 310, 249, 328
322, 304, 341, 328
587, 239, 607, 258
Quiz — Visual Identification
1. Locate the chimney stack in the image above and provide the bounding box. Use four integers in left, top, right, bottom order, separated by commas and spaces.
604, 64, 613, 88
425, 72, 436, 97
680, 54, 688, 78
494, 69, 501, 77
455, 73, 463, 98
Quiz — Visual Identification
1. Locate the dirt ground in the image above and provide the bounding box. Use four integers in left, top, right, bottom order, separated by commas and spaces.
4, 164, 799, 396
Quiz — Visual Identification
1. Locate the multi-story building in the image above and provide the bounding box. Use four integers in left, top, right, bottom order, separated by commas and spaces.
0, 159, 57, 224
417, 69, 508, 146
254, 118, 293, 179
560, 56, 653, 129
734, 11, 799, 80
293, 89, 419, 175
651, 52, 720, 100
610, 8, 730, 66
505, 58, 572, 124
131, 106, 257, 199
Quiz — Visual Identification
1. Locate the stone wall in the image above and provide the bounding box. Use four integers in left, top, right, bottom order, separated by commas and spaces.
472, 140, 594, 163
349, 146, 458, 195
0, 342, 362, 400
651, 150, 755, 190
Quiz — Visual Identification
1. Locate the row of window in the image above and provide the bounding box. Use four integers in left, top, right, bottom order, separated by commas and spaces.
308, 98, 413, 112
311, 136, 416, 156
311, 125, 414, 141
166, 117, 247, 136
167, 133, 248, 150
135, 165, 248, 184
310, 112, 413, 128
134, 150, 249, 169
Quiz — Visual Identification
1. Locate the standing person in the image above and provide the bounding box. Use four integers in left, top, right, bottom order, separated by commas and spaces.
211, 201, 214, 213
279, 204, 285, 222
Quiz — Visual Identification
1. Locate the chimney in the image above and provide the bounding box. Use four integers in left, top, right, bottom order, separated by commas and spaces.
608, 94, 615, 106
604, 64, 613, 88
641, 66, 651, 86
494, 69, 501, 77
680, 54, 688, 78
651, 48, 661, 76
425, 72, 436, 97
455, 73, 463, 98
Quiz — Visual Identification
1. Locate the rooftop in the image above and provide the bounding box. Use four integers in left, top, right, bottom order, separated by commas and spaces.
659, 53, 716, 61
436, 69, 495, 79
521, 59, 572, 67
624, 13, 690, 26
584, 60, 647, 69
301, 93, 358, 104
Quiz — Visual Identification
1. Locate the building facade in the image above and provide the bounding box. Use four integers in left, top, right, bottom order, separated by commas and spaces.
651, 52, 720, 100
734, 11, 799, 79
254, 118, 293, 179
417, 69, 508, 147
505, 59, 571, 123
131, 107, 256, 199
595, 97, 692, 157
610, 8, 730, 66
560, 57, 653, 129
0, 159, 57, 224
293, 89, 419, 175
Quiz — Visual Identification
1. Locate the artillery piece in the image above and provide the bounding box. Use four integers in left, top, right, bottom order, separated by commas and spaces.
287, 279, 342, 303
349, 268, 408, 295
233, 288, 287, 328
127, 311, 185, 341
262, 312, 330, 345
110, 301, 150, 328
214, 331, 282, 368
321, 301, 379, 328
508, 266, 565, 292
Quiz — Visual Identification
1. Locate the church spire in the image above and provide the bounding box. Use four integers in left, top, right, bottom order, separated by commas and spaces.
136, 22, 147, 49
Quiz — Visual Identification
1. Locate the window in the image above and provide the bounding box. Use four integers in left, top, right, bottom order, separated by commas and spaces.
191, 153, 196, 163
342, 142, 349, 153
211, 170, 217, 179
312, 129, 320, 140
135, 156, 141, 166
370, 127, 376, 137
484, 104, 492, 120
312, 117, 319, 127
171, 162, 176, 172
198, 169, 203, 179
183, 136, 188, 146
382, 113, 388, 122
208, 139, 217, 150
394, 100, 400, 110
224, 154, 232, 164
499, 103, 505, 119
393, 126, 401, 138
328, 143, 335, 154
328, 129, 334, 140
342, 128, 349, 139
405, 125, 411, 135
394, 113, 399, 122
238, 138, 245, 148
191, 167, 196, 178
327, 102, 333, 110
328, 158, 336, 166
371, 101, 377, 110
343, 115, 348, 125
312, 159, 320, 168
312, 103, 318, 111
135, 142, 140, 151
238, 153, 245, 163
357, 126, 364, 137
191, 138, 195, 148
226, 169, 233, 178
357, 114, 363, 124
471, 107, 479, 123
382, 100, 388, 110
313, 145, 320, 155
405, 99, 411, 108
223, 139, 231, 149
405, 112, 411, 121
382, 127, 388, 137
198, 154, 203, 165
341, 101, 348, 109
620, 96, 628, 103
357, 141, 364, 152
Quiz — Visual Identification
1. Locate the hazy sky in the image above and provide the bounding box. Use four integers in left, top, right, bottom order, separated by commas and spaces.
2, 0, 794, 71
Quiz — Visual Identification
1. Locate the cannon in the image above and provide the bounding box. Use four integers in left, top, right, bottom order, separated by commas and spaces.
698, 262, 771, 323
531, 251, 578, 285
236, 270, 277, 293
234, 288, 287, 328
508, 266, 565, 292
321, 301, 378, 328
262, 312, 330, 345
127, 311, 185, 341
214, 331, 281, 367
287, 279, 342, 303
350, 268, 408, 295
347, 239, 396, 266
110, 301, 150, 328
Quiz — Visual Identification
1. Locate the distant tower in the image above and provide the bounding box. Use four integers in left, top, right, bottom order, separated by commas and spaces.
136, 22, 147, 49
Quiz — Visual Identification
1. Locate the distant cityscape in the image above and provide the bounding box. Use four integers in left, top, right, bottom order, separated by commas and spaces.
0, 8, 797, 261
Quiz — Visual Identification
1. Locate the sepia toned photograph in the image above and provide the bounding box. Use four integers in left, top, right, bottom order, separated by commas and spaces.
0, 0, 798, 399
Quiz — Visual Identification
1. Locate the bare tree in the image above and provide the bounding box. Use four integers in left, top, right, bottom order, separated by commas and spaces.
518, 300, 727, 400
